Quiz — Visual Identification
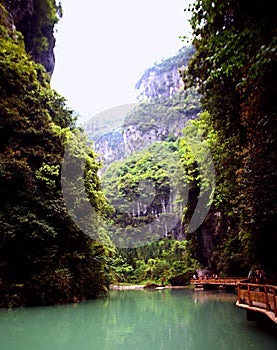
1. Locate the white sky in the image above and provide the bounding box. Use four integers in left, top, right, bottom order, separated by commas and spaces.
51, 0, 193, 118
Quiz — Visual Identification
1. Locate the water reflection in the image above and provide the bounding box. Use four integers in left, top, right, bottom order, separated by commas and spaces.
0, 289, 276, 350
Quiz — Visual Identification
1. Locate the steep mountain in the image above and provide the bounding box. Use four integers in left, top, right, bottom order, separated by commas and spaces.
135, 46, 194, 100
83, 46, 200, 167
122, 87, 200, 157
95, 48, 204, 245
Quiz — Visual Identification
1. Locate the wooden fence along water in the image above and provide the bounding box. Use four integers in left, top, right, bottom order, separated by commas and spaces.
236, 282, 277, 324
190, 277, 245, 289
190, 277, 277, 324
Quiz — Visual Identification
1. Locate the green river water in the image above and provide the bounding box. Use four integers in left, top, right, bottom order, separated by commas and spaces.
0, 289, 276, 350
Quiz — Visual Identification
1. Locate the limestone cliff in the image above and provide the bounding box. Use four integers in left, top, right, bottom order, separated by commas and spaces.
135, 46, 195, 100
1, 0, 60, 75
84, 46, 200, 166
89, 95, 199, 167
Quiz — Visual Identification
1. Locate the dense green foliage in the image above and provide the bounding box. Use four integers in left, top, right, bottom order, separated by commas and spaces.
182, 0, 277, 276
125, 86, 200, 132
0, 5, 111, 307
101, 117, 215, 283
109, 239, 200, 285
101, 140, 183, 246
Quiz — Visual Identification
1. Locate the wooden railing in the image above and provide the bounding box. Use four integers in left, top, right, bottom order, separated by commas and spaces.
237, 282, 277, 316
190, 277, 246, 286
189, 277, 277, 323
237, 282, 277, 323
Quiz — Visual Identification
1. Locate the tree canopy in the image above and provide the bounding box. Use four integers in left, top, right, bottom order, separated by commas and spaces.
182, 0, 277, 274
0, 4, 112, 307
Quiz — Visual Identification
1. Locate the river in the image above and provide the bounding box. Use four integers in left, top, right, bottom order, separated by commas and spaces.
0, 289, 276, 349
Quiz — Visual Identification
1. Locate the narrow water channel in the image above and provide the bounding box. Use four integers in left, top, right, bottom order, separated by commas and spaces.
0, 289, 276, 350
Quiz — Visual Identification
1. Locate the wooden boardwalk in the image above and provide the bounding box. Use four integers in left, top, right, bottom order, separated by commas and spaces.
236, 282, 277, 324
190, 277, 245, 289
191, 277, 277, 324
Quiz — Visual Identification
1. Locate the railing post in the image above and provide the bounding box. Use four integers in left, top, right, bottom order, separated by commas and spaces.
237, 283, 241, 302
264, 286, 270, 311
248, 284, 252, 306
272, 287, 277, 317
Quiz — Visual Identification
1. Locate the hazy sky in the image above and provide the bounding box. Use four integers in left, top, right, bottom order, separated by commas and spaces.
51, 0, 193, 118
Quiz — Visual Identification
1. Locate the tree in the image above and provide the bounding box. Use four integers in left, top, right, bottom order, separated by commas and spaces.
0, 5, 112, 306
183, 0, 277, 274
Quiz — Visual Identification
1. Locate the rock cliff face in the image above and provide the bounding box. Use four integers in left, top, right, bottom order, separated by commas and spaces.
92, 109, 198, 167
84, 46, 199, 166
187, 211, 226, 269
2, 0, 58, 74
122, 111, 194, 157
135, 46, 194, 100
135, 65, 183, 101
